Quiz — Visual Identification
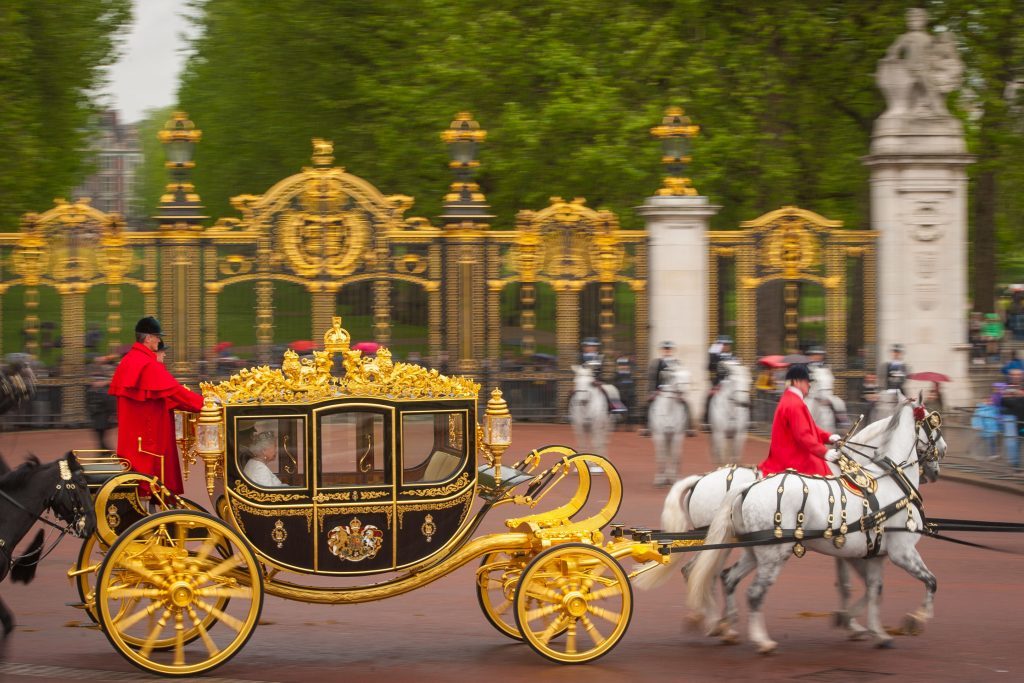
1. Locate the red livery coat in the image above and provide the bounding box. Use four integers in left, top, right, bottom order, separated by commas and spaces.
109, 343, 204, 494
760, 387, 832, 477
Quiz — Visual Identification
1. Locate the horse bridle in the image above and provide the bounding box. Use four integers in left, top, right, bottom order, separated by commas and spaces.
0, 459, 90, 568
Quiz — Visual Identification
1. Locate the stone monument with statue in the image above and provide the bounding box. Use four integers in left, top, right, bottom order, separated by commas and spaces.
864, 8, 973, 406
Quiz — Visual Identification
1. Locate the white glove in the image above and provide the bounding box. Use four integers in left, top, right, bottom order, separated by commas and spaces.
824, 448, 840, 463
828, 433, 841, 444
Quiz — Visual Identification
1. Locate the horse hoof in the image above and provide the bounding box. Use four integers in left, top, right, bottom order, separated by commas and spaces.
833, 611, 850, 628
901, 614, 924, 636
756, 641, 778, 655
685, 613, 704, 632
876, 638, 894, 649
720, 629, 740, 645
848, 630, 869, 641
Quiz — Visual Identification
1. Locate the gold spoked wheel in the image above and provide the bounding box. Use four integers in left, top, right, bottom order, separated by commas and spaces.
95, 510, 263, 677
477, 551, 570, 641
72, 533, 107, 624
514, 543, 633, 664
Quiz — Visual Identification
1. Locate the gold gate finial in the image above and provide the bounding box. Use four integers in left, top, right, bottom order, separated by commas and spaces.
312, 138, 334, 167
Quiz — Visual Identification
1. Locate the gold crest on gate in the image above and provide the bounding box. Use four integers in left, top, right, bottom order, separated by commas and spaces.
327, 517, 384, 562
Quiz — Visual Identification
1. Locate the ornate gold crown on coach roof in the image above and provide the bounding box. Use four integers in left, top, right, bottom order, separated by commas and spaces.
200, 316, 479, 404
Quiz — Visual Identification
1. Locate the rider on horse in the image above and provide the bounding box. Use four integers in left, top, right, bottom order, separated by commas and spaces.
648, 341, 696, 436
578, 338, 627, 415
702, 335, 734, 430
759, 364, 841, 477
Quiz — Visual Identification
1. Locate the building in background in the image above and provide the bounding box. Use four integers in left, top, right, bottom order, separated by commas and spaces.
73, 110, 144, 227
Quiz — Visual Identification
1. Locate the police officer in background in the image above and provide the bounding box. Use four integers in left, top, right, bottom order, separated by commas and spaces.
807, 346, 827, 369
883, 343, 910, 391
703, 335, 734, 429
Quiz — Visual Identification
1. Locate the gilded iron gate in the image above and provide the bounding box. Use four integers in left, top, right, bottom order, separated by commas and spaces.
708, 206, 878, 396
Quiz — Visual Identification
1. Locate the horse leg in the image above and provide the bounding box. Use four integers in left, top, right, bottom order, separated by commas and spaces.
710, 431, 724, 467
716, 549, 757, 643
888, 545, 937, 636
862, 557, 892, 647
834, 558, 870, 638
747, 547, 789, 654
652, 432, 667, 485
0, 594, 13, 636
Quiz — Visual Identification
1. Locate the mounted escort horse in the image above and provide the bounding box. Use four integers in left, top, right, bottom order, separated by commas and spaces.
708, 360, 752, 465
686, 397, 944, 653
806, 365, 849, 434
648, 362, 692, 486
568, 363, 626, 459
0, 453, 96, 636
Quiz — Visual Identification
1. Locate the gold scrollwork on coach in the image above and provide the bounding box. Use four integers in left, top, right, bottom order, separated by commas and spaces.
404, 472, 470, 498
317, 505, 393, 532
397, 487, 474, 530
233, 480, 306, 503
230, 498, 313, 534
314, 491, 352, 503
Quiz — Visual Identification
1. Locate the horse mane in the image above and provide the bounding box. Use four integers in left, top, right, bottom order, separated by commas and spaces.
0, 454, 43, 491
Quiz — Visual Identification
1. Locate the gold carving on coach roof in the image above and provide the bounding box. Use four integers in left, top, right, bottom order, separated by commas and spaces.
202, 317, 479, 404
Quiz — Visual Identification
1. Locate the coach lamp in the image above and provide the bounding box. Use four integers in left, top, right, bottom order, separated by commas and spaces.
480, 388, 515, 492
174, 410, 198, 481
195, 398, 225, 495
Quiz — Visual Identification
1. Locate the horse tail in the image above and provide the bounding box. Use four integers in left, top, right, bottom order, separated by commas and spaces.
632, 476, 702, 591
663, 476, 700, 532
686, 482, 752, 616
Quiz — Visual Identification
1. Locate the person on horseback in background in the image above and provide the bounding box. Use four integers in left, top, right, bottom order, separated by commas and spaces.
579, 338, 627, 415
759, 364, 841, 477
808, 346, 827, 369
648, 341, 696, 436
883, 343, 910, 392
702, 335, 734, 430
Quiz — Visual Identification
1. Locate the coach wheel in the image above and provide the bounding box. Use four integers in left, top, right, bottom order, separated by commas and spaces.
514, 543, 633, 664
72, 533, 107, 624
95, 510, 263, 677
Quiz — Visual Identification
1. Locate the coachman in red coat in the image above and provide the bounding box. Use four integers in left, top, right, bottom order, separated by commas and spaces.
109, 317, 204, 495
760, 364, 839, 477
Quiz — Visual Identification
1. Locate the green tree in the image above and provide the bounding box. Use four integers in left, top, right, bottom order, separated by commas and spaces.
0, 0, 132, 229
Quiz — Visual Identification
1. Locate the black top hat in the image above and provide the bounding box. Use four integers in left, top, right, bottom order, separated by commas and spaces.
135, 316, 163, 336
785, 364, 810, 381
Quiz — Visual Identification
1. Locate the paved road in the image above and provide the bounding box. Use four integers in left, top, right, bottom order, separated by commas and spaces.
1, 425, 1022, 683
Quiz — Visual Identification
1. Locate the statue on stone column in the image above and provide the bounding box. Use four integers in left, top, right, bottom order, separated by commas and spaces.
877, 8, 964, 120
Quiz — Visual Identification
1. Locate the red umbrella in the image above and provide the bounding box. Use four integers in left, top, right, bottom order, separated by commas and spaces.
353, 341, 380, 355
907, 371, 951, 383
215, 341, 234, 354
758, 355, 788, 369
289, 340, 317, 354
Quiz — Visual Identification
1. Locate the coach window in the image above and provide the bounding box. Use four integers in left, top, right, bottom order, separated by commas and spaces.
319, 411, 388, 486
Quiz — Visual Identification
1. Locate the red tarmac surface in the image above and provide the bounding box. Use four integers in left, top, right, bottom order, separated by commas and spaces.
0, 425, 1022, 683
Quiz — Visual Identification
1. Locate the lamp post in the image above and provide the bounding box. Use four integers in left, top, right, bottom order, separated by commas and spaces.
483, 388, 512, 489
155, 111, 207, 228
439, 112, 493, 228
650, 106, 701, 196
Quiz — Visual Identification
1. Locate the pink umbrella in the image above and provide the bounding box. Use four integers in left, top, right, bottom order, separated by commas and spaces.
353, 341, 380, 355
289, 340, 317, 354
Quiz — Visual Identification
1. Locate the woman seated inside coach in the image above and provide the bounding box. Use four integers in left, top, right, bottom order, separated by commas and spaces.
243, 430, 286, 487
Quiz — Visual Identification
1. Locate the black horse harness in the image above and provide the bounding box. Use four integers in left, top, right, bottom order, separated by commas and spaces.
0, 459, 87, 570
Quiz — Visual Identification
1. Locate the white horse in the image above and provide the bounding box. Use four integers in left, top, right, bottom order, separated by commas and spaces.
806, 366, 848, 434
708, 361, 751, 466
687, 397, 944, 653
568, 364, 618, 457
648, 362, 691, 486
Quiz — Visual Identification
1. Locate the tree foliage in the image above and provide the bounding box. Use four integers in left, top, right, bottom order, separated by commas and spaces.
149, 1, 1024, 295
0, 0, 132, 229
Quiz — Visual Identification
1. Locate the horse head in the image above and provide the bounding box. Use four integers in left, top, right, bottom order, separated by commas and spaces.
721, 361, 752, 407
50, 453, 97, 539
571, 364, 596, 394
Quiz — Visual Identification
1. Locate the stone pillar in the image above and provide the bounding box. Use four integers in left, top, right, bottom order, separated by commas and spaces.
864, 10, 974, 407
637, 195, 720, 408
